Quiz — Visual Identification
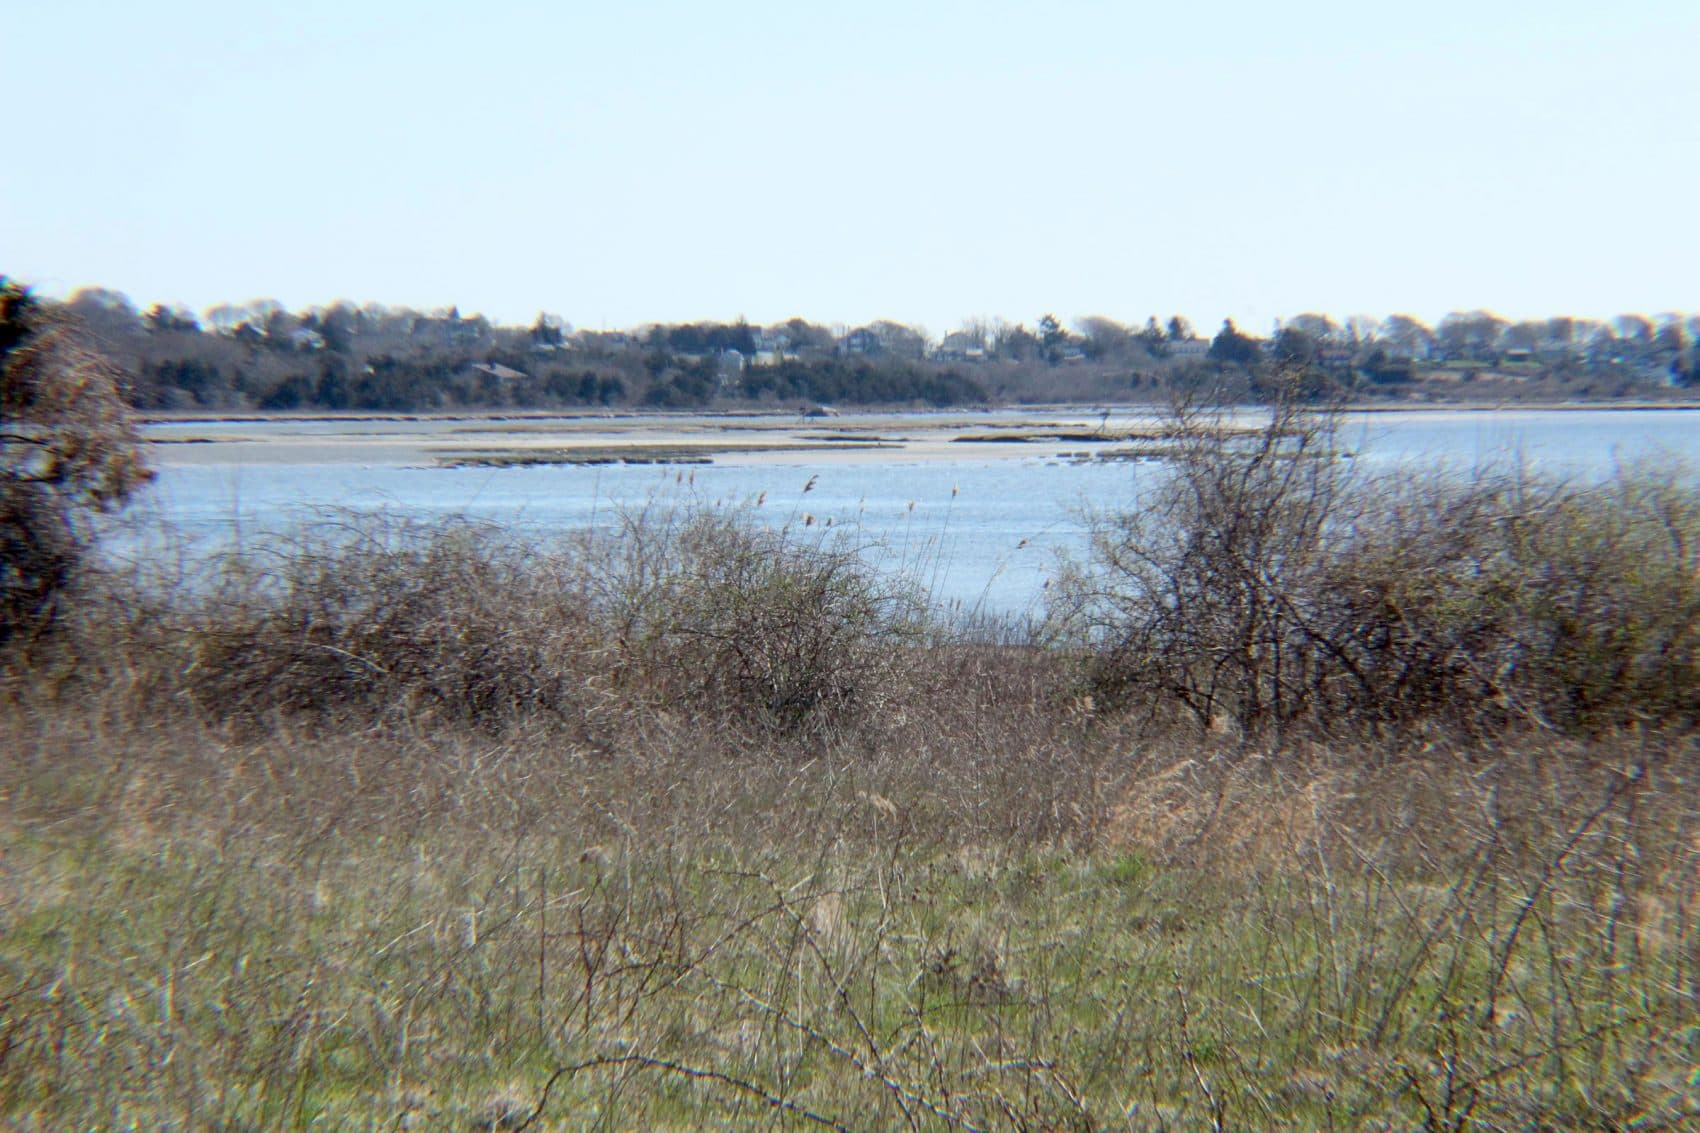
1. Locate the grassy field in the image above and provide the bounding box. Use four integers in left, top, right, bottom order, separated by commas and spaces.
4, 702, 1697, 1130
4, 407, 1700, 1129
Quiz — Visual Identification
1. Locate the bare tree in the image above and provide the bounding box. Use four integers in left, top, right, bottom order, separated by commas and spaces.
1286, 312, 1339, 342
1503, 321, 1545, 351
1380, 314, 1434, 357
1436, 310, 1508, 359
1076, 316, 1130, 360
65, 287, 144, 345
1344, 314, 1380, 344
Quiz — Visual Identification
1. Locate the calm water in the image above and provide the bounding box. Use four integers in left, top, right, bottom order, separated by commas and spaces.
129, 409, 1700, 617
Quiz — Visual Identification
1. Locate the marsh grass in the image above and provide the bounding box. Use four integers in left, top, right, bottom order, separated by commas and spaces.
2, 715, 1697, 1129
4, 442, 1700, 1128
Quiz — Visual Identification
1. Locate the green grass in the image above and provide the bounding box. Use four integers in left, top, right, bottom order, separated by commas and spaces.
3, 792, 1696, 1130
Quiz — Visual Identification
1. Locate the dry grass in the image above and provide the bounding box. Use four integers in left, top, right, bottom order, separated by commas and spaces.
3, 693, 1697, 1129
2, 490, 1699, 1128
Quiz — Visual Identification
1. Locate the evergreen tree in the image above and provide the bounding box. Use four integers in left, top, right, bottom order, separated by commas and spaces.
1209, 319, 1262, 366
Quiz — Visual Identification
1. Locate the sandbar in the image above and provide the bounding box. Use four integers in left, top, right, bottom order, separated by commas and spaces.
140, 409, 1192, 468
141, 403, 1700, 470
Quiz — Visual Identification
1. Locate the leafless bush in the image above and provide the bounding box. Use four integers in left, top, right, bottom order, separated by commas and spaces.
146, 513, 601, 729
1050, 395, 1380, 736
599, 507, 929, 734
1056, 394, 1700, 738
1327, 464, 1700, 734
61, 502, 930, 742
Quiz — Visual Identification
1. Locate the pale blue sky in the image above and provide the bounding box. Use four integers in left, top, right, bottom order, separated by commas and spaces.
5, 1, 1695, 336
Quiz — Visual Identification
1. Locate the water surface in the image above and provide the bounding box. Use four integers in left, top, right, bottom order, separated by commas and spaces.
131, 408, 1700, 617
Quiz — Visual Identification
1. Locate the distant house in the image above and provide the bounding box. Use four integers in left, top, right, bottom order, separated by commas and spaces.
751, 328, 790, 353
471, 362, 527, 382
840, 328, 881, 355
840, 322, 927, 360
1377, 334, 1438, 364
570, 330, 633, 355
411, 312, 487, 346
936, 332, 988, 361
1167, 338, 1210, 359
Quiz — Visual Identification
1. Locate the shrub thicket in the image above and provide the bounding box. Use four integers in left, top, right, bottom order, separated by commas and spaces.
572, 506, 927, 732
162, 515, 598, 726
93, 504, 925, 740
1055, 395, 1700, 737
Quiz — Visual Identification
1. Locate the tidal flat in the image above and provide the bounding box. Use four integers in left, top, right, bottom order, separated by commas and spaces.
139, 408, 1217, 468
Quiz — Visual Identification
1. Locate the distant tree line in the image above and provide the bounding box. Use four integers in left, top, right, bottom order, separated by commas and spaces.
22, 284, 1700, 412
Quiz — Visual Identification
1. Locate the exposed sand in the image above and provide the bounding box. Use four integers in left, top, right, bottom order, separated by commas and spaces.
143, 403, 1700, 469
142, 409, 1187, 467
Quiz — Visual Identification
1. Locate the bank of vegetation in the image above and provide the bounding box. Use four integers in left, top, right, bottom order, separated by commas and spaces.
38, 280, 1700, 415
5, 285, 1700, 1128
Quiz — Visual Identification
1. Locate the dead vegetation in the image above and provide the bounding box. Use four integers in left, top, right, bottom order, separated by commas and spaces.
4, 391, 1700, 1127
1049, 396, 1700, 740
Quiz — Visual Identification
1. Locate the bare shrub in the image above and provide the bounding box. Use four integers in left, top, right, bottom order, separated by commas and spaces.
77, 502, 929, 741
1328, 464, 1700, 733
1053, 395, 1362, 735
1057, 393, 1700, 738
584, 505, 930, 735
165, 513, 600, 728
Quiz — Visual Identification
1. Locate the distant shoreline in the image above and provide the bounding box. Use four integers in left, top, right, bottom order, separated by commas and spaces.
138, 401, 1700, 472
138, 399, 1700, 428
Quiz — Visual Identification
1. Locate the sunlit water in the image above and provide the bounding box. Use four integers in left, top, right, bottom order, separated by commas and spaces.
124, 410, 1700, 619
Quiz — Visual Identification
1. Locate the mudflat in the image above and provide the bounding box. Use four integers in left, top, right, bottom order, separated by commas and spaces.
143, 402, 1700, 469
141, 408, 1193, 467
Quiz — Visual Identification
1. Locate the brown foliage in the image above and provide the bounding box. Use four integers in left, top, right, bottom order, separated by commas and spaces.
1, 279, 151, 645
